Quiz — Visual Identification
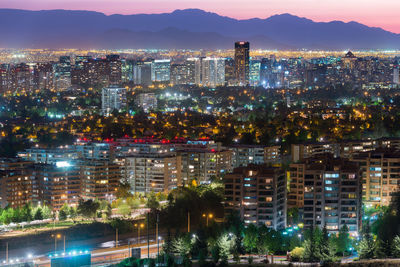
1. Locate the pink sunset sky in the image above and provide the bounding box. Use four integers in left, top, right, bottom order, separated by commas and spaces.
1, 0, 400, 34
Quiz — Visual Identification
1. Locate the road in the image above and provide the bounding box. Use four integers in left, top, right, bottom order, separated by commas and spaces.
0, 230, 165, 266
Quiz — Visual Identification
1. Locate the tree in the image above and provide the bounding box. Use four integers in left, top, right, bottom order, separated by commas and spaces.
302, 228, 318, 262
59, 203, 69, 221
41, 205, 52, 219
21, 204, 33, 222
317, 225, 335, 262
117, 201, 131, 217
69, 206, 77, 220
290, 247, 304, 262
359, 221, 375, 259
243, 224, 258, 253
392, 235, 400, 258
336, 224, 351, 256
217, 233, 235, 263
116, 182, 133, 199
33, 207, 43, 220
77, 199, 100, 220
146, 192, 160, 211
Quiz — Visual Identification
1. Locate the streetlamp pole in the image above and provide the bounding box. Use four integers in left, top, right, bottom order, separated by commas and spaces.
147, 213, 150, 259
156, 213, 159, 261
187, 211, 190, 233
63, 235, 66, 253
116, 228, 118, 248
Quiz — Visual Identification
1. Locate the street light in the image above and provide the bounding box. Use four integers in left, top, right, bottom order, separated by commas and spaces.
202, 213, 213, 227
134, 223, 145, 245
51, 234, 62, 253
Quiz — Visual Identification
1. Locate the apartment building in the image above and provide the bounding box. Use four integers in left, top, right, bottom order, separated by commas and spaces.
224, 165, 286, 230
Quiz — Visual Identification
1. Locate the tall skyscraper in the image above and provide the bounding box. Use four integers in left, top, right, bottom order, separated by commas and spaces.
106, 55, 122, 85
54, 56, 71, 91
201, 58, 225, 87
151, 59, 171, 82
134, 61, 152, 86
234, 41, 250, 86
394, 66, 400, 85
249, 59, 261, 86
101, 86, 127, 116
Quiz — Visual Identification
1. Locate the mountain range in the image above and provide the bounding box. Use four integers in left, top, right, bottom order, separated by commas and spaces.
0, 8, 399, 50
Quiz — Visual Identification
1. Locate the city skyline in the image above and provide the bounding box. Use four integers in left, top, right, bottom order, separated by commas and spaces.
1, 0, 400, 34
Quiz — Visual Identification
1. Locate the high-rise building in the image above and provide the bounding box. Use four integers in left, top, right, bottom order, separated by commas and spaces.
394, 66, 400, 85
201, 58, 225, 87
151, 59, 171, 82
352, 148, 400, 206
106, 55, 122, 85
170, 63, 188, 85
80, 160, 120, 201
249, 59, 261, 86
101, 86, 127, 116
54, 56, 71, 91
0, 159, 39, 208
134, 61, 152, 86
224, 165, 286, 229
234, 41, 250, 86
36, 162, 81, 210
288, 154, 361, 234
122, 153, 182, 193
224, 57, 235, 85
121, 59, 135, 83
230, 145, 281, 168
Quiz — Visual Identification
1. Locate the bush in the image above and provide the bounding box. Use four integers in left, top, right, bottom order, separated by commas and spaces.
290, 247, 305, 262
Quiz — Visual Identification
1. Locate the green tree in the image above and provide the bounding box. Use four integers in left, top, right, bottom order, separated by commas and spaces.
359, 221, 375, 259
146, 192, 160, 211
302, 228, 318, 262
290, 247, 304, 262
77, 199, 100, 220
317, 225, 335, 262
59, 203, 70, 220
21, 203, 33, 222
41, 205, 52, 219
392, 235, 400, 258
243, 224, 258, 253
33, 207, 43, 220
336, 224, 351, 256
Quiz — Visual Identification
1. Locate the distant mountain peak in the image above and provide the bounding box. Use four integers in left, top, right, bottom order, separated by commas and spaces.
0, 8, 398, 49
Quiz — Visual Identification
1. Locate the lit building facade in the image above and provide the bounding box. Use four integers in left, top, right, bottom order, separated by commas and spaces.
224, 165, 286, 229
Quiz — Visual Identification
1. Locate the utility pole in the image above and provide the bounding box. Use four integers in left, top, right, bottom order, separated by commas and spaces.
63, 235, 66, 253
6, 242, 8, 264
116, 228, 118, 248
187, 211, 190, 233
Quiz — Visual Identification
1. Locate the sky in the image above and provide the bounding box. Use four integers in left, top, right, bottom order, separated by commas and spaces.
1, 0, 400, 33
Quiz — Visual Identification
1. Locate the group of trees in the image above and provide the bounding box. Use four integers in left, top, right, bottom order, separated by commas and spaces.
290, 225, 352, 263
357, 192, 400, 260
0, 204, 52, 224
